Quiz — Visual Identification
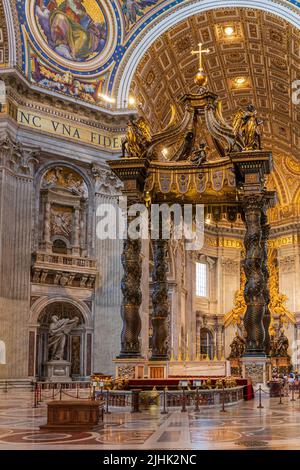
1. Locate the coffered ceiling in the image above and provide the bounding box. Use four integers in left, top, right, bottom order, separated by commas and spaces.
131, 8, 300, 166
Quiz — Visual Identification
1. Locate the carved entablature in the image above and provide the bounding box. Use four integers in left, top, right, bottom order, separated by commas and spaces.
91, 164, 123, 196
0, 135, 38, 177
31, 252, 97, 289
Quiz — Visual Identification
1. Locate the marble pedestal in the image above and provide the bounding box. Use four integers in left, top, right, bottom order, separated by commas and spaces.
44, 360, 72, 382
114, 358, 146, 379
241, 356, 271, 387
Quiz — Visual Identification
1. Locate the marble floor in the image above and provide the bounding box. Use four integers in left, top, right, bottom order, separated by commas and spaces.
1, 388, 300, 449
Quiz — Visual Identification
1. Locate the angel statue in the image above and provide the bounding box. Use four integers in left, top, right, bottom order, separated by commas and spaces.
48, 315, 79, 361
275, 328, 290, 358
228, 331, 246, 359
121, 115, 151, 158
232, 104, 263, 150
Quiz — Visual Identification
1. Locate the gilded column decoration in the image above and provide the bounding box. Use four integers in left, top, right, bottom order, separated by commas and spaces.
242, 195, 265, 356
150, 239, 169, 360
224, 269, 246, 327
119, 233, 142, 357
261, 206, 271, 355
268, 249, 295, 326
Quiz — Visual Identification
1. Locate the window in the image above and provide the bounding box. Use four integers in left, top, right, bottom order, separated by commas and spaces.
196, 262, 207, 297
200, 328, 213, 359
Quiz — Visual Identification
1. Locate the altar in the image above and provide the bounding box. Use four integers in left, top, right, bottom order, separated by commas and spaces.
168, 360, 230, 377
115, 358, 231, 379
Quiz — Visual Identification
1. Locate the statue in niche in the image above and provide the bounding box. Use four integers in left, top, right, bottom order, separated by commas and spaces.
232, 104, 263, 150
228, 331, 246, 359
275, 328, 290, 358
122, 115, 151, 158
48, 315, 79, 361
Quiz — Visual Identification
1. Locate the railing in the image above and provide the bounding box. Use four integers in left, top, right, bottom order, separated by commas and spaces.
160, 386, 244, 408
33, 252, 97, 269
30, 383, 244, 412
96, 390, 132, 408
99, 386, 244, 412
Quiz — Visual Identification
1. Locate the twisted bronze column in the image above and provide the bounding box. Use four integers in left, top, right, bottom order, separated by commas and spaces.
242, 195, 266, 356
150, 239, 169, 360
119, 237, 142, 357
261, 206, 271, 355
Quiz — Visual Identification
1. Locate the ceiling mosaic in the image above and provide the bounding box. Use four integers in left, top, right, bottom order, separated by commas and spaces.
14, 0, 174, 105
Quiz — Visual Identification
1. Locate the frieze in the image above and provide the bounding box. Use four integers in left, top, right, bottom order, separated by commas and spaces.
205, 236, 243, 250
7, 100, 125, 151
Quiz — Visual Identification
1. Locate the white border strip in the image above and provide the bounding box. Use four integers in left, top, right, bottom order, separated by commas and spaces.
3, 0, 16, 67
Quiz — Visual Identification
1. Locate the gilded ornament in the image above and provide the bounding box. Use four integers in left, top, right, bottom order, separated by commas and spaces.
232, 104, 263, 150
122, 115, 151, 159
268, 248, 295, 326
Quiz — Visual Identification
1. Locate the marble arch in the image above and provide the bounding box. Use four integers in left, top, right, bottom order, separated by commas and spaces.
29, 296, 93, 330
115, 0, 300, 106
35, 161, 94, 196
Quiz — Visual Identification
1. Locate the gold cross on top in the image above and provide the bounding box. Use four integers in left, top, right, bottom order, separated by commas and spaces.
191, 43, 210, 71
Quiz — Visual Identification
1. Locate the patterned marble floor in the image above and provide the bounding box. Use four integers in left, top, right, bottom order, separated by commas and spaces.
1, 388, 300, 449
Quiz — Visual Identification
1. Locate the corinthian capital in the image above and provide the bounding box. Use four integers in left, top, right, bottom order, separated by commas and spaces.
91, 164, 123, 196
0, 135, 39, 177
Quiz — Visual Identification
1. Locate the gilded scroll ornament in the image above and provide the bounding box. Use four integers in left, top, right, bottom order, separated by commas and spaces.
268, 248, 295, 326
224, 269, 246, 327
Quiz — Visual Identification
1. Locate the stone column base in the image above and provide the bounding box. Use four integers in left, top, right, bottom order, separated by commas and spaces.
241, 356, 271, 387
114, 358, 146, 379
44, 360, 72, 382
